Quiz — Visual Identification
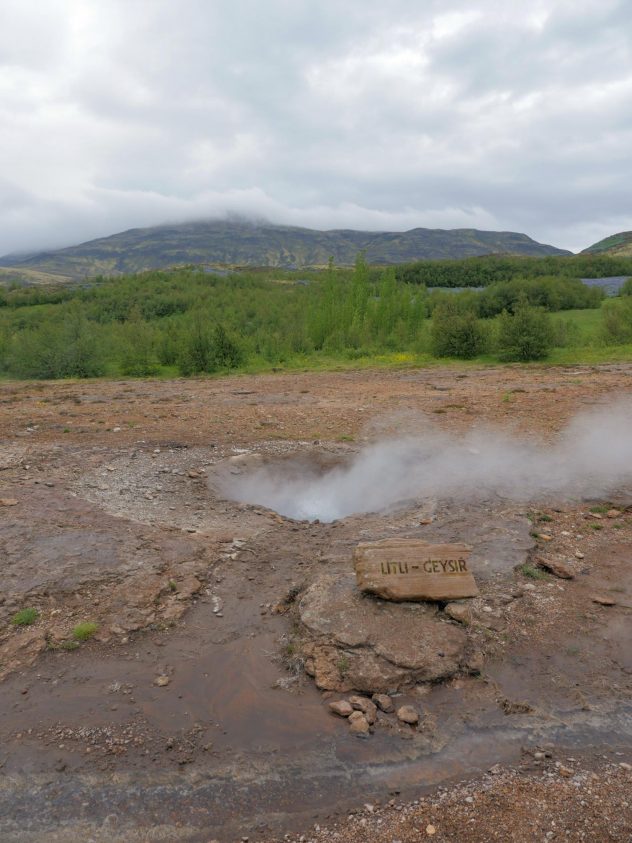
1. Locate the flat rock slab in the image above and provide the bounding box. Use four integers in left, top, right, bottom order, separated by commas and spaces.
354, 538, 478, 601
299, 573, 468, 693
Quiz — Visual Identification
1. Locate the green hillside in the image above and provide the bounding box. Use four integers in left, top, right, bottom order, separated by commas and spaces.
582, 231, 632, 257
0, 220, 571, 282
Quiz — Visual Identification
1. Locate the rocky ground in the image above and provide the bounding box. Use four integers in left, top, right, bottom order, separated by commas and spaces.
0, 363, 631, 841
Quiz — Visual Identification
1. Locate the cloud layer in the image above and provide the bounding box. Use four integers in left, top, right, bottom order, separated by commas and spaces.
1, 0, 632, 255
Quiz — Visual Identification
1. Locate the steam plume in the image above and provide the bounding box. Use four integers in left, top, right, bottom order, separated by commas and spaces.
221, 401, 632, 522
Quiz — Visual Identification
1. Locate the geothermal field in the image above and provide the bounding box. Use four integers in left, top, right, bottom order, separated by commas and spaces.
1, 364, 631, 842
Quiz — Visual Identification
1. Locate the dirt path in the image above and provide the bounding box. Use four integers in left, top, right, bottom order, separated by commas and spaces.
0, 364, 631, 841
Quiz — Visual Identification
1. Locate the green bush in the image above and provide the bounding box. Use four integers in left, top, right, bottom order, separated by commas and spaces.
497, 300, 553, 361
601, 296, 632, 344
430, 302, 487, 359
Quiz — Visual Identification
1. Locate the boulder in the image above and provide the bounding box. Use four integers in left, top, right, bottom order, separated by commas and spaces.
299, 574, 468, 693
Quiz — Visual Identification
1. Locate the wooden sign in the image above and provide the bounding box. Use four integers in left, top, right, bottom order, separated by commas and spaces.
353, 538, 478, 601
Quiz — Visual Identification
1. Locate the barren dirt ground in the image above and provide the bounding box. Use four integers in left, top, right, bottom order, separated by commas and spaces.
0, 363, 631, 842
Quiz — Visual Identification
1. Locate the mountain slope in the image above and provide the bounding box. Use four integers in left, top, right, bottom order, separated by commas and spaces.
582, 231, 632, 257
0, 220, 571, 281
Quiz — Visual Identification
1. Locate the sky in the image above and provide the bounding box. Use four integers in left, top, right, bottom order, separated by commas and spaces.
1, 0, 631, 256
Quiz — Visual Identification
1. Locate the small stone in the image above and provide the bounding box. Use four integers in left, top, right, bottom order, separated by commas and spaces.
154, 675, 170, 687
523, 582, 536, 591
607, 509, 622, 518
426, 825, 436, 836
588, 511, 603, 519
558, 765, 574, 777
396, 705, 419, 725
535, 557, 574, 580
591, 595, 616, 606
619, 762, 632, 771
348, 711, 370, 737
348, 695, 378, 724
539, 534, 553, 541
0, 498, 18, 506
444, 602, 471, 624
575, 551, 585, 559
465, 650, 484, 674
372, 693, 394, 713
328, 699, 353, 718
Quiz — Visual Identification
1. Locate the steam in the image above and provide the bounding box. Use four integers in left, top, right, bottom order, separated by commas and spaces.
221, 402, 632, 522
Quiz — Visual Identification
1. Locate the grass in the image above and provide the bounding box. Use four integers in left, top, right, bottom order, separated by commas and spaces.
72, 621, 99, 641
519, 563, 549, 581
11, 607, 39, 626
337, 654, 350, 676
590, 523, 604, 531
589, 504, 610, 514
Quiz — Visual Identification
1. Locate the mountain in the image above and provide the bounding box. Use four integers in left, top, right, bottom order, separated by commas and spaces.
581, 231, 632, 257
0, 220, 571, 282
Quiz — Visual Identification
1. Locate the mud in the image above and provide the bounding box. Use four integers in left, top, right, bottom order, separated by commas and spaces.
0, 364, 631, 841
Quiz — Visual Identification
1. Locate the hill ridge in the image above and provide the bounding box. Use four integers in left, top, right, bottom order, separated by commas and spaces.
0, 219, 571, 282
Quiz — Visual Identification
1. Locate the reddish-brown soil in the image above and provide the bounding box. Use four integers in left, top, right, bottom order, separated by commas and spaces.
0, 363, 631, 842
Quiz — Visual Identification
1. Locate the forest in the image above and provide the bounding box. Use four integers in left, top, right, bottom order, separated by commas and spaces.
1, 255, 631, 379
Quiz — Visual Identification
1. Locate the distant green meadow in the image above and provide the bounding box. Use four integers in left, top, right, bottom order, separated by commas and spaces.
0, 256, 631, 380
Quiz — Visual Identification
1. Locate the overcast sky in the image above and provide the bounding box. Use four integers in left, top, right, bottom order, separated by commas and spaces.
1, 0, 631, 256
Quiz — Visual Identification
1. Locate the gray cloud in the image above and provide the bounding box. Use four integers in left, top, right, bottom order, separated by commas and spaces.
1, 0, 631, 256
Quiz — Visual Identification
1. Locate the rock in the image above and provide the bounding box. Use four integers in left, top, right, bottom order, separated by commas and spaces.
372, 693, 394, 713
575, 551, 585, 559
426, 825, 436, 836
396, 705, 419, 725
619, 762, 632, 771
348, 711, 370, 737
588, 512, 603, 519
354, 538, 478, 601
444, 601, 472, 624
465, 650, 484, 674
591, 595, 616, 606
0, 498, 18, 506
154, 675, 170, 687
328, 699, 353, 717
558, 765, 574, 778
534, 557, 574, 580
348, 695, 378, 724
300, 574, 468, 693
607, 509, 622, 518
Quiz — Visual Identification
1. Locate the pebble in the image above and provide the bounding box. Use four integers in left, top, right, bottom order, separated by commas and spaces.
396, 705, 419, 725
329, 699, 353, 718
154, 675, 170, 687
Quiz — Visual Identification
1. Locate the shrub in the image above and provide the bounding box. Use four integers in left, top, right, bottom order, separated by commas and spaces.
497, 300, 552, 361
430, 303, 487, 359
601, 296, 632, 344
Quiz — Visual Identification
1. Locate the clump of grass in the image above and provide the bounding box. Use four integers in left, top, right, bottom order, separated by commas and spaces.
11, 607, 39, 626
72, 622, 99, 641
337, 654, 350, 676
168, 579, 178, 592
590, 523, 604, 531
60, 640, 80, 651
538, 514, 553, 523
519, 563, 548, 581
589, 504, 610, 514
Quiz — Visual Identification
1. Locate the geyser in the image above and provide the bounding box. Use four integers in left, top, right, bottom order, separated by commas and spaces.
219, 401, 632, 522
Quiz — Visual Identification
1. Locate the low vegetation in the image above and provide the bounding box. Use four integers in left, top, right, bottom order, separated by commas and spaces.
72, 622, 99, 641
0, 254, 630, 379
11, 608, 39, 626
